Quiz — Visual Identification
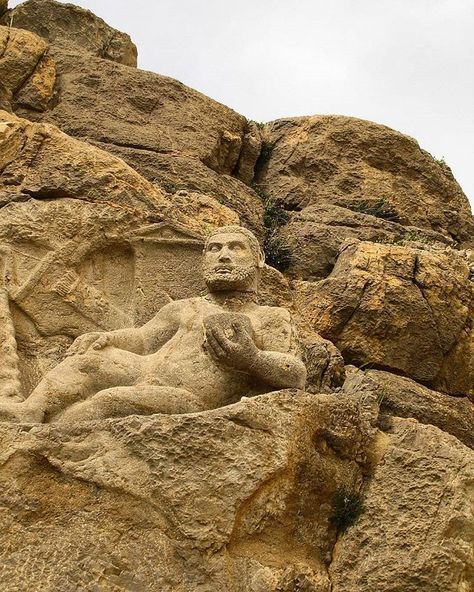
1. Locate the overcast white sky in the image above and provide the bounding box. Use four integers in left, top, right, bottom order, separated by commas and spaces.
11, 0, 474, 209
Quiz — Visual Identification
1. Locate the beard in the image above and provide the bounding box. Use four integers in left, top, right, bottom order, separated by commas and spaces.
204, 264, 257, 292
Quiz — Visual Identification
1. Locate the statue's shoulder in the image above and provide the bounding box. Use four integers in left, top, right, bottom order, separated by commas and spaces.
257, 304, 292, 324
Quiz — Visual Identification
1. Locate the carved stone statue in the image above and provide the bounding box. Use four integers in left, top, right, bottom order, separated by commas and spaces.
0, 226, 306, 423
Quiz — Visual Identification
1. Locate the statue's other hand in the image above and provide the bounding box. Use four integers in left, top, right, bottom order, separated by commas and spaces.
205, 322, 258, 372
65, 332, 110, 357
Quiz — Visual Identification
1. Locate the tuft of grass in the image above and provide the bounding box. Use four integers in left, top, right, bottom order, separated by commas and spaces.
249, 120, 265, 130
398, 231, 434, 245
264, 236, 292, 271
263, 196, 290, 231
349, 199, 400, 222
329, 488, 365, 533
161, 182, 177, 194
259, 140, 274, 162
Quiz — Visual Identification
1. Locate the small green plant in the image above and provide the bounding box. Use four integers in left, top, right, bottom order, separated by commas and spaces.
376, 387, 387, 405
349, 199, 400, 222
161, 182, 177, 194
329, 488, 365, 533
398, 231, 434, 245
259, 140, 274, 162
263, 196, 290, 231
434, 156, 447, 166
264, 235, 292, 271
249, 119, 265, 130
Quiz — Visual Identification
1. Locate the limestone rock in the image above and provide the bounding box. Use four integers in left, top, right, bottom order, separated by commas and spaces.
2, 0, 137, 66
17, 47, 248, 176
277, 203, 451, 281
0, 25, 56, 111
0, 391, 378, 591
0, 110, 169, 213
343, 367, 474, 450
330, 418, 474, 592
235, 119, 263, 184
168, 190, 240, 234
293, 240, 473, 394
259, 116, 474, 244
94, 141, 265, 239
258, 265, 346, 392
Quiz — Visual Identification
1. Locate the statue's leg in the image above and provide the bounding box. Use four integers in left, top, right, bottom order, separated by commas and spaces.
0, 348, 144, 423
51, 385, 206, 423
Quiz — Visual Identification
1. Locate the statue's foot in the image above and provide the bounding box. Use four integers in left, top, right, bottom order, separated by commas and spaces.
0, 399, 42, 423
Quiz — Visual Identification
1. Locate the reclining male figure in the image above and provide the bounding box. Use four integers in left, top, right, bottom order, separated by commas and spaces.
0, 226, 306, 423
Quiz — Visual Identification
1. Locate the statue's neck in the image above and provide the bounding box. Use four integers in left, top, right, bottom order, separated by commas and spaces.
205, 290, 257, 308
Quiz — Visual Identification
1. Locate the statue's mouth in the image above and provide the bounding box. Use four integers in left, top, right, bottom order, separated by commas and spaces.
214, 266, 234, 274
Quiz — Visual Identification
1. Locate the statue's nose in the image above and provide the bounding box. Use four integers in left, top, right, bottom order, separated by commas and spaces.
218, 246, 232, 260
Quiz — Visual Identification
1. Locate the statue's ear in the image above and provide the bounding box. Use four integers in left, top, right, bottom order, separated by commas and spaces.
257, 248, 265, 269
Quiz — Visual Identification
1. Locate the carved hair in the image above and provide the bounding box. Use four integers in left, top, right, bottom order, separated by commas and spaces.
204, 226, 265, 266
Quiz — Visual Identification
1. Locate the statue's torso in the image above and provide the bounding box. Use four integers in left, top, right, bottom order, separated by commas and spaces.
141, 297, 269, 408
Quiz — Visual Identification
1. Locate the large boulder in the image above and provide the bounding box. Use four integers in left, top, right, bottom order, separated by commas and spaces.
2, 0, 137, 66
343, 367, 474, 450
0, 25, 56, 111
293, 240, 473, 395
258, 116, 474, 245
276, 203, 451, 281
6, 36, 264, 236
0, 391, 379, 591
330, 418, 474, 592
0, 110, 169, 212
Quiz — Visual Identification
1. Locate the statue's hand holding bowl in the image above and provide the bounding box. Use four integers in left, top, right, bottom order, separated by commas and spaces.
203, 313, 258, 372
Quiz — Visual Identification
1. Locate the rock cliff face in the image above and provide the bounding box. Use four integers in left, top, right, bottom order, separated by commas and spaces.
0, 1, 473, 590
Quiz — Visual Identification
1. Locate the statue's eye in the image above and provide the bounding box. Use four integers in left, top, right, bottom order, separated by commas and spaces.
209, 244, 220, 252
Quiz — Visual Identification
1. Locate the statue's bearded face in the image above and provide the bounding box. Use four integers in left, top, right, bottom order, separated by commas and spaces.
203, 232, 259, 292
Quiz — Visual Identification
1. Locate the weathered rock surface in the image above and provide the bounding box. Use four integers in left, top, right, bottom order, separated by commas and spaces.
0, 2, 473, 589
0, 109, 169, 212
277, 203, 451, 280
2, 0, 137, 66
293, 240, 473, 395
17, 46, 248, 175
0, 391, 378, 591
259, 116, 474, 244
0, 25, 56, 111
344, 366, 474, 450
330, 418, 474, 592
95, 140, 265, 238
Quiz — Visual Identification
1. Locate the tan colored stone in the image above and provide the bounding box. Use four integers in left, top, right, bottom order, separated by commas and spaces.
2, 0, 137, 66
17, 47, 248, 176
0, 109, 170, 213
168, 190, 240, 234
277, 203, 451, 281
15, 53, 56, 111
235, 119, 263, 184
93, 141, 265, 239
259, 115, 474, 244
0, 390, 378, 591
0, 226, 307, 422
330, 418, 474, 592
344, 366, 474, 450
0, 26, 50, 96
293, 240, 473, 394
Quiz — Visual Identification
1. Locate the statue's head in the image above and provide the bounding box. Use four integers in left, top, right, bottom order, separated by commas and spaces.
202, 226, 265, 293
